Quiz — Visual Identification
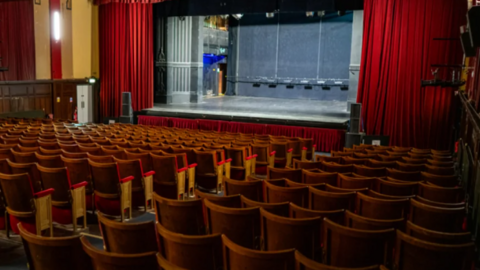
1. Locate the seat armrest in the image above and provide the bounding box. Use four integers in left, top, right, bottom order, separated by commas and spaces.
225, 158, 232, 163
251, 154, 258, 158
217, 161, 225, 166
246, 156, 253, 161
269, 151, 276, 156
35, 188, 55, 198
120, 176, 134, 184
189, 163, 198, 168
143, 171, 155, 177
72, 181, 88, 189
287, 148, 293, 153
302, 147, 308, 151
178, 167, 188, 173
313, 144, 317, 150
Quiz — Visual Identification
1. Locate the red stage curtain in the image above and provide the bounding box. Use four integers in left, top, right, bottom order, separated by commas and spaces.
198, 119, 223, 132
137, 116, 345, 152
169, 118, 198, 129
95, 0, 165, 4
357, 0, 466, 150
99, 2, 153, 117
0, 0, 35, 81
304, 127, 345, 153
266, 124, 304, 138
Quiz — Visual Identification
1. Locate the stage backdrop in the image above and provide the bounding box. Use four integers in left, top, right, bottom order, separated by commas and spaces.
357, 0, 466, 150
227, 12, 353, 101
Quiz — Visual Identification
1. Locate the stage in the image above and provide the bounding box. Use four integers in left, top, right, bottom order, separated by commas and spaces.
140, 96, 350, 129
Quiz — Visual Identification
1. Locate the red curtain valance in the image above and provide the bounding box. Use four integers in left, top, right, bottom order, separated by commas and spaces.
137, 116, 346, 152
95, 0, 167, 5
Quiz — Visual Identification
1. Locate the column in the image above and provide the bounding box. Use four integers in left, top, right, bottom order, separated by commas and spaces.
347, 10, 364, 110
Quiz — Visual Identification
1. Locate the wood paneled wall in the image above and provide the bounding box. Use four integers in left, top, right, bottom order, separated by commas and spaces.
0, 79, 95, 120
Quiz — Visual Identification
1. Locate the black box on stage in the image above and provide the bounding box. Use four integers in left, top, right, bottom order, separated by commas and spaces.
122, 92, 133, 116
468, 6, 480, 47
345, 133, 363, 148
119, 116, 133, 124
349, 103, 362, 133
362, 135, 390, 146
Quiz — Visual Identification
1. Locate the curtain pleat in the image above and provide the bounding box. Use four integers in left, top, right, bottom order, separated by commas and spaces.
0, 0, 35, 81
357, 0, 466, 150
100, 2, 153, 118
138, 116, 346, 152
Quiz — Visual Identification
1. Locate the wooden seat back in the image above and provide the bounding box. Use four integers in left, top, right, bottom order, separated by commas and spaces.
205, 199, 260, 249
222, 234, 295, 270
302, 170, 338, 186
153, 192, 205, 235
405, 221, 471, 245
157, 222, 223, 270
98, 212, 157, 254
0, 172, 35, 214
241, 195, 290, 217
7, 159, 42, 192
418, 183, 464, 203
375, 178, 418, 196
420, 172, 457, 187
322, 162, 354, 174
337, 174, 376, 190
309, 187, 356, 211
345, 210, 404, 231
386, 168, 421, 181
356, 192, 409, 219
61, 156, 93, 193
224, 177, 263, 201
264, 180, 308, 207
19, 224, 93, 270
409, 199, 465, 233
268, 167, 302, 183
35, 153, 64, 168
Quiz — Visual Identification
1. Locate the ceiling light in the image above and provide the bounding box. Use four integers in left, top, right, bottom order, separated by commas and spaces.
232, 14, 243, 20
318, 11, 326, 17
306, 11, 314, 17
266, 12, 275, 19
53, 11, 61, 41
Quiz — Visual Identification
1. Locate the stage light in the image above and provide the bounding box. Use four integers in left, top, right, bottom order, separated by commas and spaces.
340, 86, 349, 91
322, 86, 331, 90
232, 14, 243, 20
266, 12, 275, 19
53, 11, 61, 41
306, 11, 314, 17
85, 77, 97, 84
318, 11, 326, 17
338, 10, 346, 16
253, 83, 261, 88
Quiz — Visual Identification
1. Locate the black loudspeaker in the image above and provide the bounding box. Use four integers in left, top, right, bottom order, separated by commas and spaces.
122, 92, 133, 116
119, 116, 133, 124
345, 133, 363, 149
461, 32, 476, 57
468, 6, 480, 47
350, 103, 362, 133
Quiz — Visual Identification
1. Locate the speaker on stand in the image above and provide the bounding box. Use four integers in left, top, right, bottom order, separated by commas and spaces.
345, 103, 364, 148
119, 92, 133, 124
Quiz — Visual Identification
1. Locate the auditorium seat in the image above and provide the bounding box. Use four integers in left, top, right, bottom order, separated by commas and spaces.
157, 222, 223, 269
7, 159, 43, 192
400, 157, 427, 165
315, 155, 343, 164
344, 210, 404, 231
392, 230, 474, 270
11, 149, 37, 163
115, 158, 155, 210
322, 218, 395, 268
225, 146, 253, 180
375, 178, 418, 196
270, 141, 293, 168
325, 184, 368, 194
356, 192, 409, 220
80, 236, 158, 270
151, 152, 188, 199
299, 138, 315, 161
87, 153, 115, 163
309, 187, 356, 211
295, 250, 381, 270
264, 180, 309, 207
425, 164, 455, 175
386, 168, 422, 181
289, 203, 344, 223
293, 159, 323, 170
37, 165, 87, 231
405, 221, 471, 244
195, 189, 242, 208
322, 162, 354, 173
331, 151, 353, 157
59, 142, 79, 152
267, 166, 302, 183
251, 144, 275, 175
204, 199, 260, 249
395, 162, 425, 172
222, 234, 295, 270
153, 192, 205, 235
337, 173, 376, 190
18, 223, 93, 270
35, 152, 64, 168
417, 183, 464, 203
378, 154, 402, 162
223, 176, 263, 201
426, 159, 454, 167
366, 159, 396, 168
78, 145, 101, 154
260, 208, 322, 261
39, 147, 62, 156
241, 195, 290, 217
61, 156, 94, 210
0, 172, 54, 235
409, 199, 465, 233
302, 169, 338, 186
342, 156, 367, 165
420, 172, 457, 187
414, 196, 465, 208
88, 160, 133, 221
194, 149, 229, 193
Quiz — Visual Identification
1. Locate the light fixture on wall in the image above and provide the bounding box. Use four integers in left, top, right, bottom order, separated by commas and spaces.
232, 14, 243, 20
66, 0, 72, 10
35, 0, 41, 5
318, 11, 326, 17
266, 12, 275, 19
306, 11, 315, 17
53, 11, 61, 41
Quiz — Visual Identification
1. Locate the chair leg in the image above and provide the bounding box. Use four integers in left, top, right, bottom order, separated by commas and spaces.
5, 211, 9, 238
